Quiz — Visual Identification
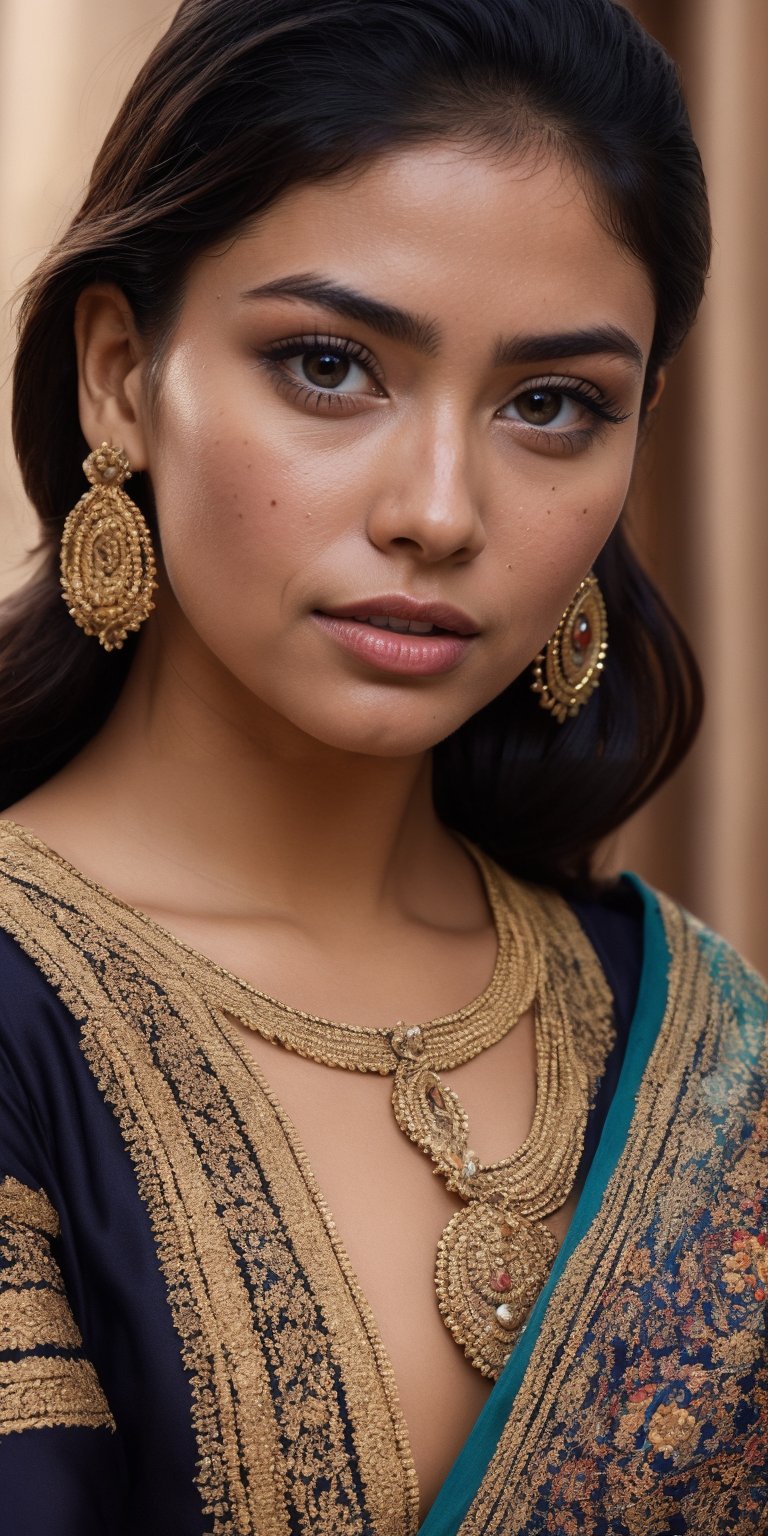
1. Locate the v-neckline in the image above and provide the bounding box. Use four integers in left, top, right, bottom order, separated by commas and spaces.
188, 881, 627, 1531
417, 874, 671, 1536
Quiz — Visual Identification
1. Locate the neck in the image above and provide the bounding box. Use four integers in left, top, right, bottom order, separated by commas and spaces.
36, 618, 479, 932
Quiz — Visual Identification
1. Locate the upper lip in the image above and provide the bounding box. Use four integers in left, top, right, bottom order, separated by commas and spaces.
318, 595, 480, 636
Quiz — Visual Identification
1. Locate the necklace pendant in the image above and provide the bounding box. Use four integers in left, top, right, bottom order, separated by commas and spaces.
391, 1062, 469, 1167
435, 1202, 558, 1379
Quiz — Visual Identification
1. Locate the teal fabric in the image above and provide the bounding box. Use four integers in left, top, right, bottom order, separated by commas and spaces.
418, 876, 670, 1536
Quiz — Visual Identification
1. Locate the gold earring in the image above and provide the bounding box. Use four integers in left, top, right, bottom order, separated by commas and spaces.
531, 571, 608, 723
60, 443, 158, 651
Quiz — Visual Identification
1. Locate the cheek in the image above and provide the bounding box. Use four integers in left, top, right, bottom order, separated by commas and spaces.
148, 347, 372, 614
478, 448, 632, 703
152, 448, 286, 634
147, 370, 312, 627
545, 487, 623, 575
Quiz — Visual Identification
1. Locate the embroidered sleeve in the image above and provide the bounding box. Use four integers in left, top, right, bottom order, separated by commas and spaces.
0, 1173, 115, 1436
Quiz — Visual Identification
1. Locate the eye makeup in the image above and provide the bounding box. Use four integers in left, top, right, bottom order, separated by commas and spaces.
256, 330, 633, 450
258, 332, 385, 413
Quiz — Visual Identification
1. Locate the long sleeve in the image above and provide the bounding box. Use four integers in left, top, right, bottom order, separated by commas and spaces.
0, 1009, 124, 1533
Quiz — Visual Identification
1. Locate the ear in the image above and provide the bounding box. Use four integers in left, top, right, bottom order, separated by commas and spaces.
643, 366, 667, 413
74, 284, 149, 468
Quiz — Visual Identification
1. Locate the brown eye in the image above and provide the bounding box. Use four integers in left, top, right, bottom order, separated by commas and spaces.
302, 350, 351, 388
514, 388, 565, 426
262, 334, 384, 403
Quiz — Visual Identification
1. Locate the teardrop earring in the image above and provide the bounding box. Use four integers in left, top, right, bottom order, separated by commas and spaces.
60, 443, 158, 651
531, 572, 608, 723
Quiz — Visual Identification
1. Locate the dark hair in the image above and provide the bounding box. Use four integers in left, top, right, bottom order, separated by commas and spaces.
2, 0, 710, 887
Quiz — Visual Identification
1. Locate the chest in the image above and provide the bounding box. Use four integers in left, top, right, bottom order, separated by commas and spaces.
5, 841, 615, 1531
110, 886, 592, 1525
223, 1011, 580, 1521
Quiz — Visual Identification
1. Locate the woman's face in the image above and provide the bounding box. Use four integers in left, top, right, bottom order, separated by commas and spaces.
134, 142, 657, 757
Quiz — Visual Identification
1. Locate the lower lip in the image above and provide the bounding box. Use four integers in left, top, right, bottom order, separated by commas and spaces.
312, 614, 475, 675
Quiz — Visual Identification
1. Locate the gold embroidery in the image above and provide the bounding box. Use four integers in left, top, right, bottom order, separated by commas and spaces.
0, 821, 615, 1532
0, 1356, 113, 1433
722, 1232, 768, 1299
0, 827, 424, 1533
647, 1403, 698, 1458
0, 1176, 59, 1236
455, 899, 768, 1533
78, 1009, 290, 1534
0, 1282, 83, 1354
0, 1174, 115, 1434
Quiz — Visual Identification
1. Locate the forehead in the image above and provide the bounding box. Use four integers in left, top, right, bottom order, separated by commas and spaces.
196, 143, 656, 356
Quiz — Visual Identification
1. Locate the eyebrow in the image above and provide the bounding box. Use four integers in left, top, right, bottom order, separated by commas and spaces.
492, 325, 644, 373
240, 272, 645, 374
241, 273, 440, 355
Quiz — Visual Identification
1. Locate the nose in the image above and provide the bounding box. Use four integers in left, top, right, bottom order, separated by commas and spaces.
365, 415, 487, 565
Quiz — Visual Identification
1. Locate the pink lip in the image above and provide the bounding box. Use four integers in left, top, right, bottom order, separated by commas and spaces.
311, 612, 475, 676
319, 594, 479, 636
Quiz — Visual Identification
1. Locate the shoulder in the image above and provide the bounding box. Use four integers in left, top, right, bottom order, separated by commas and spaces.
565, 868, 767, 1045
0, 825, 93, 1079
628, 873, 768, 1016
0, 822, 72, 1024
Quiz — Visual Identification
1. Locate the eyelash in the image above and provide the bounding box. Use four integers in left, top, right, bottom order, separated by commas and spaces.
257, 332, 630, 445
505, 374, 629, 455
525, 376, 629, 426
259, 333, 384, 413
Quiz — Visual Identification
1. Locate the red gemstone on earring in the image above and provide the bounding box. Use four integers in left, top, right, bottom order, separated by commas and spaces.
571, 614, 592, 653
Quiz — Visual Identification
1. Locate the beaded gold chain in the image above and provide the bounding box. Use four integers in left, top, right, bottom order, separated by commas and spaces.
214, 845, 595, 1379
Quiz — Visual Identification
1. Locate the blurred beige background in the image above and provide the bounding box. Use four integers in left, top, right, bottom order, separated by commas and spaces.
1, 1, 767, 971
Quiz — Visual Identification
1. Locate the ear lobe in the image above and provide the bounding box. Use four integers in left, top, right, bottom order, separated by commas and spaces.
74, 283, 149, 468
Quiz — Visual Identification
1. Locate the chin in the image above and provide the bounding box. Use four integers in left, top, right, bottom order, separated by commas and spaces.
279, 697, 472, 760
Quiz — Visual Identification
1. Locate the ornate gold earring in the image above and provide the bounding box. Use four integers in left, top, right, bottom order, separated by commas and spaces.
60, 443, 158, 651
531, 571, 608, 723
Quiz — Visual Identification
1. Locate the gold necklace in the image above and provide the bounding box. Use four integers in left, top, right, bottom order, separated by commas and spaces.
210, 843, 601, 1380
0, 822, 614, 1382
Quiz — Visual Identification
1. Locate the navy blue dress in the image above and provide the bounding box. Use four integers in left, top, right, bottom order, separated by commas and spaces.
0, 824, 643, 1535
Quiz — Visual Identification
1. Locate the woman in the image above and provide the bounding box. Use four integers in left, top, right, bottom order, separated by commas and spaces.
0, 0, 764, 1530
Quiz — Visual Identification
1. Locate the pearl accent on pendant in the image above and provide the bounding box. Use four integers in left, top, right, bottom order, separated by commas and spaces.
495, 1303, 516, 1328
